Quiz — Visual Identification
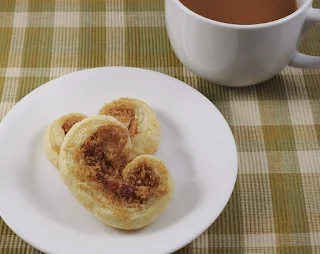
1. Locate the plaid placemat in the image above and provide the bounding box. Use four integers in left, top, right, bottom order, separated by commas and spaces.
1, 0, 320, 253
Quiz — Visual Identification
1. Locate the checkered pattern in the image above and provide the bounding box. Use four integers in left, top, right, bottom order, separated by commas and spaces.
0, 0, 320, 253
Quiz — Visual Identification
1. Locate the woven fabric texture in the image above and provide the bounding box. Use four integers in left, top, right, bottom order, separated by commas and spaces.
0, 0, 320, 253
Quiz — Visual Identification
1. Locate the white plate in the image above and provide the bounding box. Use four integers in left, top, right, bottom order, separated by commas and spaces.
0, 67, 237, 254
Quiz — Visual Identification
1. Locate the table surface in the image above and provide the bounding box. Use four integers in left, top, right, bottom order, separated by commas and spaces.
1, 0, 320, 253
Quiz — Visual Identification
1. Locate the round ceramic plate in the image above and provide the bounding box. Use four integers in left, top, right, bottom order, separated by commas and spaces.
0, 67, 237, 254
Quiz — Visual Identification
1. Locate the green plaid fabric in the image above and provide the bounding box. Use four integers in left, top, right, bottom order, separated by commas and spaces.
1, 0, 320, 253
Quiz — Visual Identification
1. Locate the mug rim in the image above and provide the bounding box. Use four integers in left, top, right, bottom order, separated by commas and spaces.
170, 0, 312, 29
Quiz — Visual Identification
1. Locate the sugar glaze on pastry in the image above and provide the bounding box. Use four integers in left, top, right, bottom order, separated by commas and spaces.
59, 115, 173, 230
99, 98, 160, 159
44, 113, 87, 168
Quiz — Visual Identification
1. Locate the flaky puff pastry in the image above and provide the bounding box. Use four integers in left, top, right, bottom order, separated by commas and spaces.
99, 98, 160, 159
59, 115, 173, 230
44, 113, 87, 168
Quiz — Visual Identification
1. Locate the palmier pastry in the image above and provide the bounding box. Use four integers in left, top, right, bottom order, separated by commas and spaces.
44, 113, 87, 168
99, 98, 161, 159
59, 115, 174, 230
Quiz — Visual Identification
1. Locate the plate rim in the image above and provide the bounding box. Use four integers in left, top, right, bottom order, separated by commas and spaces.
0, 66, 238, 254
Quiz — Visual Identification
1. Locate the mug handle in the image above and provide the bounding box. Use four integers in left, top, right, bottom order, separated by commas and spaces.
289, 8, 320, 68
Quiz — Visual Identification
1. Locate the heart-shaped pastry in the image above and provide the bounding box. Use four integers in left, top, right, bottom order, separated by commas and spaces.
99, 98, 160, 159
44, 113, 87, 168
59, 115, 173, 230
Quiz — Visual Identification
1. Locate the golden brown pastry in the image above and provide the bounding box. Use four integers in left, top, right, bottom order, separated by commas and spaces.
99, 98, 161, 159
44, 113, 87, 168
59, 115, 174, 230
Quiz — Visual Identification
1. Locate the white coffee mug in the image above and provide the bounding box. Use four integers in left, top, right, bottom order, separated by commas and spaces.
165, 0, 320, 87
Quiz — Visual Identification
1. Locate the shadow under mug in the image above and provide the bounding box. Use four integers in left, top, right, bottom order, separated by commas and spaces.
165, 0, 320, 87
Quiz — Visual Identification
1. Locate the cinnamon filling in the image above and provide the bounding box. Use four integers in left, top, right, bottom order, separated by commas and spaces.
62, 116, 86, 134
80, 126, 159, 207
100, 100, 138, 136
83, 125, 128, 162
126, 164, 160, 202
128, 118, 138, 137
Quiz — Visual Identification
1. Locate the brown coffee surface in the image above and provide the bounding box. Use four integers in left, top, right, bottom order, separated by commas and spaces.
179, 0, 297, 25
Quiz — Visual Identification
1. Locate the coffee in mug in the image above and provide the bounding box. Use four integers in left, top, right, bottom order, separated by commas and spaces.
165, 0, 320, 87
179, 0, 297, 25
